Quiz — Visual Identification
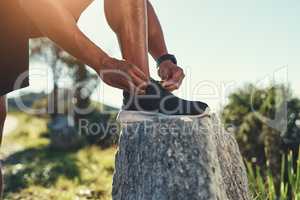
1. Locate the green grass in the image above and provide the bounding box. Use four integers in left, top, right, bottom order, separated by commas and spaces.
2, 112, 116, 200
6, 112, 300, 200
247, 149, 300, 200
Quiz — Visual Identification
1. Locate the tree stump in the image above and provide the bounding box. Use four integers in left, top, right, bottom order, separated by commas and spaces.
112, 113, 250, 200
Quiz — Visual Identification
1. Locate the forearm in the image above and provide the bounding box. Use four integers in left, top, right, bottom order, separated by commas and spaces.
147, 1, 169, 60
19, 0, 109, 70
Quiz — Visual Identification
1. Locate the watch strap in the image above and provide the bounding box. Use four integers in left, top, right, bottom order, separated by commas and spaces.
156, 54, 177, 68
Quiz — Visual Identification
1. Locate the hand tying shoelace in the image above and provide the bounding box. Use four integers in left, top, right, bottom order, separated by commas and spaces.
123, 79, 208, 115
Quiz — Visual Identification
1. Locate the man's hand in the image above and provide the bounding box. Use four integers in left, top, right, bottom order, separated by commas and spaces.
99, 57, 149, 94
158, 60, 185, 92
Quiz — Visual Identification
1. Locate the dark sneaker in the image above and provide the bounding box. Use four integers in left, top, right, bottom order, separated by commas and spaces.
122, 79, 208, 116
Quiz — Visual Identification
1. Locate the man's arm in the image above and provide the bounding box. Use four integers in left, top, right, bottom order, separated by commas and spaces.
147, 1, 185, 91
147, 2, 168, 61
20, 0, 106, 69
19, 0, 147, 93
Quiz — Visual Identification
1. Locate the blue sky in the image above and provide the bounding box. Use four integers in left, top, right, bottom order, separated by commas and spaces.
11, 0, 300, 111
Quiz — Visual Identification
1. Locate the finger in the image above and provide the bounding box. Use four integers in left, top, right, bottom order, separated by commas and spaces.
164, 84, 179, 92
121, 80, 145, 95
174, 72, 184, 88
165, 70, 184, 86
114, 69, 146, 94
171, 70, 184, 82
130, 72, 148, 90
114, 81, 131, 92
136, 89, 146, 95
163, 74, 184, 91
162, 80, 176, 88
103, 73, 135, 93
132, 65, 148, 82
159, 68, 169, 80
123, 75, 146, 96
161, 80, 178, 91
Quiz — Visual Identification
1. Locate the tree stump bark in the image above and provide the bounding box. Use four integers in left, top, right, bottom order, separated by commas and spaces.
112, 113, 250, 200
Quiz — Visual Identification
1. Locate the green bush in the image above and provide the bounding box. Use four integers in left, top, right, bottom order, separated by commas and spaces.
222, 84, 300, 182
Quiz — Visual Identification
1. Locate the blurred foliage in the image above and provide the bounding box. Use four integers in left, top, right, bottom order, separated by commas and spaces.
222, 84, 300, 184
247, 149, 300, 200
77, 108, 120, 149
28, 38, 121, 150
2, 112, 116, 200
29, 38, 99, 118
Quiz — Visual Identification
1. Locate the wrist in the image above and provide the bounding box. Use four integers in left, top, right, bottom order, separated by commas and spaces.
156, 54, 177, 68
99, 56, 114, 69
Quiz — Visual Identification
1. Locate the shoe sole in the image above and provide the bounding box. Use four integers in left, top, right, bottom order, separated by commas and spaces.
117, 107, 211, 123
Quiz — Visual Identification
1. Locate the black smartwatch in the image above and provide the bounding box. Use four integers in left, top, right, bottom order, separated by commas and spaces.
156, 54, 177, 68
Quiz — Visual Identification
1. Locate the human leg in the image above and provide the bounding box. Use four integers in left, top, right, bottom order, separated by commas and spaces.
104, 0, 150, 78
